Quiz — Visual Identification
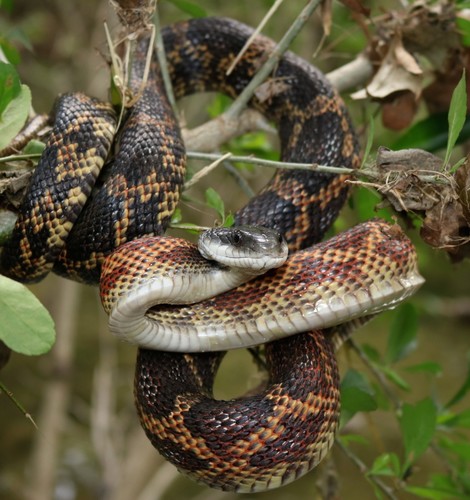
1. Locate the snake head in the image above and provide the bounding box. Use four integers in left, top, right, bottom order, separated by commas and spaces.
198, 225, 288, 274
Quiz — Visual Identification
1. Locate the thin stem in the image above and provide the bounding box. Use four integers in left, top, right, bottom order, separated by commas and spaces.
336, 439, 399, 500
225, 0, 322, 119
347, 337, 401, 410
226, 0, 285, 76
0, 152, 41, 164
0, 380, 38, 428
153, 7, 177, 114
187, 151, 354, 175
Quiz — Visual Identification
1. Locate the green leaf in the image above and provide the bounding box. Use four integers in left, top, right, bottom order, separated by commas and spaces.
406, 486, 468, 500
337, 433, 369, 446
22, 139, 46, 156
0, 209, 17, 245
207, 93, 232, 118
0, 275, 55, 355
223, 213, 235, 227
385, 303, 419, 364
0, 0, 13, 12
399, 398, 437, 471
0, 84, 32, 151
439, 439, 470, 461
0, 38, 21, 65
445, 71, 467, 167
361, 113, 375, 168
340, 369, 377, 426
405, 361, 442, 376
438, 408, 470, 428
166, 0, 207, 17
170, 207, 182, 224
456, 16, 470, 47
0, 62, 21, 115
445, 354, 470, 408
368, 452, 401, 477
361, 343, 381, 363
382, 365, 411, 391
205, 187, 225, 221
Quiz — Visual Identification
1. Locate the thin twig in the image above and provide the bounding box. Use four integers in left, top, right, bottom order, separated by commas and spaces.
223, 160, 256, 198
184, 152, 232, 190
347, 337, 401, 410
226, 0, 285, 76
153, 6, 177, 114
0, 381, 38, 428
336, 439, 399, 500
225, 0, 323, 119
187, 151, 354, 175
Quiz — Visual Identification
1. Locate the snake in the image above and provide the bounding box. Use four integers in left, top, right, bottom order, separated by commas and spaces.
0, 17, 424, 493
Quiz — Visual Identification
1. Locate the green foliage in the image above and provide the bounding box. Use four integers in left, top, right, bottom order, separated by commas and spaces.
340, 368, 377, 426
368, 452, 401, 478
0, 275, 55, 355
392, 112, 470, 152
385, 303, 418, 364
204, 187, 234, 227
445, 70, 467, 168
0, 63, 31, 150
165, 0, 207, 18
445, 355, 470, 408
399, 398, 437, 472
0, 61, 20, 115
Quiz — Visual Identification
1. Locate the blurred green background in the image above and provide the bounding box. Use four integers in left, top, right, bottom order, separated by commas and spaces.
1, 1, 469, 499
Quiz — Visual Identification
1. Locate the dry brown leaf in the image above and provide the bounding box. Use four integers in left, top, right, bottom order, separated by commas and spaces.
361, 35, 423, 99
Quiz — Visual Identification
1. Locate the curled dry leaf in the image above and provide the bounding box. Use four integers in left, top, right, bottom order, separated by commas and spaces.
353, 35, 423, 101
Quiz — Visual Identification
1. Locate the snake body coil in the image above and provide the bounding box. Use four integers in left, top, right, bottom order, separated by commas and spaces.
0, 18, 424, 493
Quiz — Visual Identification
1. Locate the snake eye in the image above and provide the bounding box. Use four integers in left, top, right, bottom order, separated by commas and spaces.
232, 232, 241, 244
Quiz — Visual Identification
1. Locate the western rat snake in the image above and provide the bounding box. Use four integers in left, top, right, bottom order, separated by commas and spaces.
1, 17, 423, 493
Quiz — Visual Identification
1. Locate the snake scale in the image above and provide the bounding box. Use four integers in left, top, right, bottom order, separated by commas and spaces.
0, 18, 424, 492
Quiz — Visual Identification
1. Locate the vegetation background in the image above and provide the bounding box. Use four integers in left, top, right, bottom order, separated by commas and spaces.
0, 0, 469, 499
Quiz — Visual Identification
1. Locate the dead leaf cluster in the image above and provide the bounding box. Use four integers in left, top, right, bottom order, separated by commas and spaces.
110, 0, 156, 37
364, 147, 470, 261
354, 1, 462, 130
